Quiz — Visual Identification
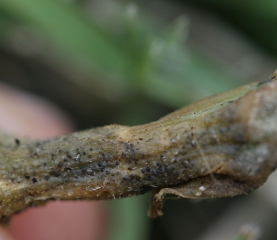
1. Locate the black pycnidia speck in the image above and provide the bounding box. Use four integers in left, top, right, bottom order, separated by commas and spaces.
15, 139, 20, 145
123, 176, 129, 181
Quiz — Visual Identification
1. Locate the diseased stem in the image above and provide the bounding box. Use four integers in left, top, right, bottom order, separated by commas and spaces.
1, 73, 277, 222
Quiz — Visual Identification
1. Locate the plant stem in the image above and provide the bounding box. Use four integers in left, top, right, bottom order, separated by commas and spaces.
0, 73, 277, 222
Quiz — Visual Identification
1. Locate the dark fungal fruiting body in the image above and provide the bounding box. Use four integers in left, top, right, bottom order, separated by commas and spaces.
14, 138, 20, 146
0, 73, 277, 222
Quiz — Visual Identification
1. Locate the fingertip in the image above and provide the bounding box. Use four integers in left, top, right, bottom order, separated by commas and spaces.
9, 201, 108, 240
0, 82, 73, 139
0, 228, 13, 240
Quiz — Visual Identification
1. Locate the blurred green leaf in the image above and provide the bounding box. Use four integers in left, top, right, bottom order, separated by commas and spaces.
0, 0, 130, 76
0, 0, 245, 108
108, 195, 150, 240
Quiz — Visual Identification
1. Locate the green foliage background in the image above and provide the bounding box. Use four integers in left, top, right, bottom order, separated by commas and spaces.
0, 0, 277, 239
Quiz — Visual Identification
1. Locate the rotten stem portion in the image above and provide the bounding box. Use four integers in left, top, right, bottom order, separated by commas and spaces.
1, 73, 277, 222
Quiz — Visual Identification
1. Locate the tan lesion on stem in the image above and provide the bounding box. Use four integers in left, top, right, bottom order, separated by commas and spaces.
148, 72, 277, 217
0, 72, 277, 222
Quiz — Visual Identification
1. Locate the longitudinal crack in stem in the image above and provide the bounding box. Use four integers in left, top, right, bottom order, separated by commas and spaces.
193, 134, 219, 185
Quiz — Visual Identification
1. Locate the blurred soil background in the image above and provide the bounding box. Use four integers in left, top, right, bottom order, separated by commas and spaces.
1, 0, 277, 239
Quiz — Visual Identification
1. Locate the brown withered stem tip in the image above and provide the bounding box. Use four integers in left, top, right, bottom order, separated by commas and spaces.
0, 71, 277, 222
